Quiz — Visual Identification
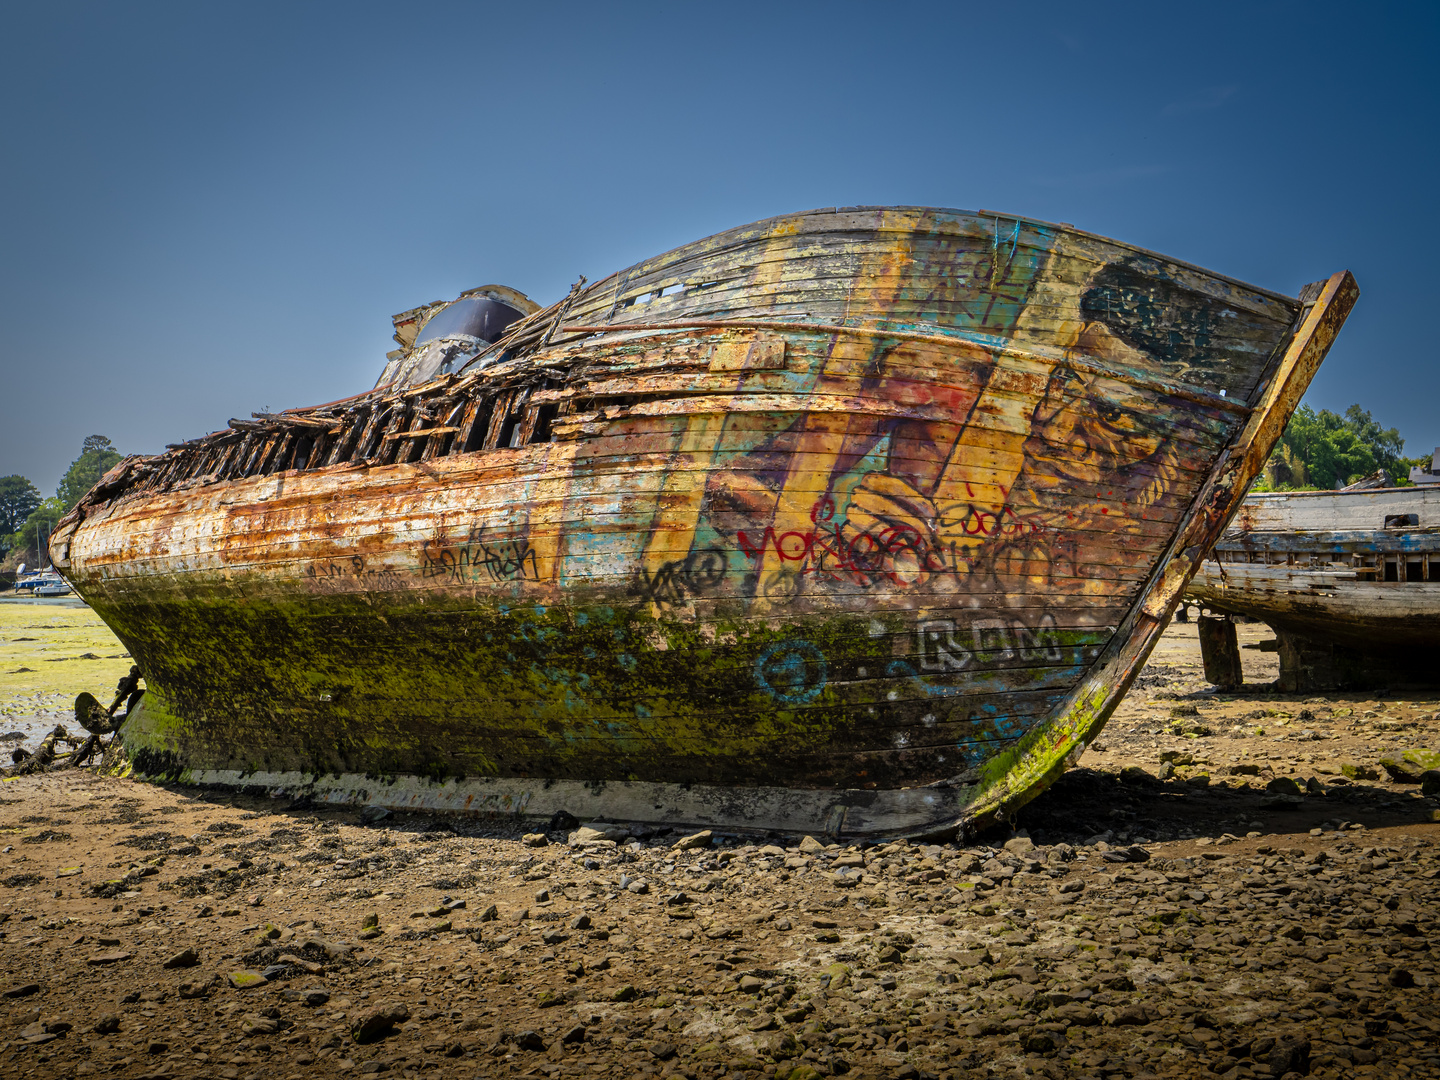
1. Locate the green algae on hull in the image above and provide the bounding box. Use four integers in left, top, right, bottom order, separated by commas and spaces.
98, 593, 1100, 789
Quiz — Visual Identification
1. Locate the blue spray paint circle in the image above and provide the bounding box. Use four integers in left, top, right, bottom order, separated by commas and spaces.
755, 639, 828, 704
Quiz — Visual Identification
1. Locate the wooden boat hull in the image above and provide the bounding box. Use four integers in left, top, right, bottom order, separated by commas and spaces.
1187, 487, 1440, 690
51, 207, 1357, 836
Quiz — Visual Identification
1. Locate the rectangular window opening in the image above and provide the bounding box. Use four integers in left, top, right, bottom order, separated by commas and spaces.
360, 410, 392, 460
326, 415, 361, 466
401, 431, 428, 464
292, 436, 314, 471
1405, 560, 1424, 583
376, 409, 413, 467
460, 400, 493, 454
1384, 558, 1399, 582
498, 414, 522, 449
260, 433, 292, 475
528, 403, 560, 444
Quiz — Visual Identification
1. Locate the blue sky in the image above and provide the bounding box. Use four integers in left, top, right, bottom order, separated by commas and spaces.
2, 1, 1436, 491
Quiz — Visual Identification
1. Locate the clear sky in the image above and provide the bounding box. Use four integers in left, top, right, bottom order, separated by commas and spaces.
2, 1, 1436, 492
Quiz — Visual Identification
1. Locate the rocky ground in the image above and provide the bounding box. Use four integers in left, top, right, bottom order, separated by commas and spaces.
0, 617, 1436, 1080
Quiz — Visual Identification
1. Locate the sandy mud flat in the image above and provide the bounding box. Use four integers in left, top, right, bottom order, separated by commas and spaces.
0, 598, 134, 753
0, 615, 1436, 1080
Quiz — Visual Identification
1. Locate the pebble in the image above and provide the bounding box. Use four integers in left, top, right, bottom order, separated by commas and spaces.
351, 1001, 410, 1043
161, 946, 198, 968
0, 618, 1436, 1080
85, 950, 131, 965
178, 973, 218, 998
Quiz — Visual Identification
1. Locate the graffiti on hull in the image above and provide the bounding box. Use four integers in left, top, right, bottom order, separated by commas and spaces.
421, 527, 541, 585
345, 234, 1202, 756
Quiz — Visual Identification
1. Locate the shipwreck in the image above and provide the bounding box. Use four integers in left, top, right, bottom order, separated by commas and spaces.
1186, 485, 1439, 691
50, 207, 1357, 837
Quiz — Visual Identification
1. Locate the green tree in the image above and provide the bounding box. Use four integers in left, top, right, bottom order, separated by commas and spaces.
1262, 444, 1308, 489
1341, 405, 1405, 477
12, 498, 66, 565
1394, 454, 1433, 486
55, 434, 122, 510
1265, 404, 1404, 490
1309, 426, 1377, 488
0, 475, 42, 534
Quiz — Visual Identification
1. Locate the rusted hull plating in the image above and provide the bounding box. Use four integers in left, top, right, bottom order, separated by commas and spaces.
51, 207, 1357, 837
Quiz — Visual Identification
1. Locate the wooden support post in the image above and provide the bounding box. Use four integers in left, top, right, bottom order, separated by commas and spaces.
1198, 615, 1244, 689
1275, 629, 1323, 694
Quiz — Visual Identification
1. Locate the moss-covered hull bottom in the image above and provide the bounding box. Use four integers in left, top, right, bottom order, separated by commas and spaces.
97, 592, 1097, 821
116, 687, 970, 837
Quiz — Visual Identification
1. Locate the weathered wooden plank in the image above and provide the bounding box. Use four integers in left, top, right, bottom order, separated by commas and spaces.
566, 209, 1292, 317
1229, 487, 1440, 532
557, 322, 1257, 418
547, 374, 1241, 458
111, 468, 1191, 557
71, 476, 1199, 581
79, 464, 1197, 544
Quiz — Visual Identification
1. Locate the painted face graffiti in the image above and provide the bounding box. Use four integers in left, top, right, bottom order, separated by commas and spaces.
692, 343, 1171, 605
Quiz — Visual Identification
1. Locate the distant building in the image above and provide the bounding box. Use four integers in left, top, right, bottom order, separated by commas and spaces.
1410, 448, 1440, 486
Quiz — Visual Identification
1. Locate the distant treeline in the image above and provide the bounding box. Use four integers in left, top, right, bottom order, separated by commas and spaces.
1, 435, 122, 569
1259, 404, 1430, 491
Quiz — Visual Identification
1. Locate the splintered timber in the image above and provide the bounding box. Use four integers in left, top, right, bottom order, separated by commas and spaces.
50, 207, 1358, 837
